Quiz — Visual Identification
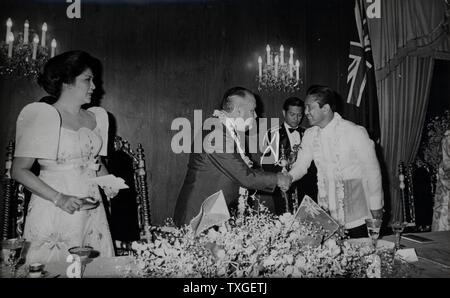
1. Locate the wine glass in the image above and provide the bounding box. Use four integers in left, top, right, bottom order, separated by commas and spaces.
68, 246, 93, 278
1, 238, 26, 277
390, 221, 406, 250
365, 218, 382, 250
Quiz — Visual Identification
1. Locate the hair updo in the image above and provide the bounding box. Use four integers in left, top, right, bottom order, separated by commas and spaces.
37, 50, 97, 98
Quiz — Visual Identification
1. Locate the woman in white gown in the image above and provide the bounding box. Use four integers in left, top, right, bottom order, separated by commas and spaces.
11, 51, 115, 264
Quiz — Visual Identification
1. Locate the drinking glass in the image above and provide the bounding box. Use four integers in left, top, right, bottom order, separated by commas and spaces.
390, 221, 405, 250
1, 238, 26, 277
365, 218, 382, 249
68, 246, 93, 278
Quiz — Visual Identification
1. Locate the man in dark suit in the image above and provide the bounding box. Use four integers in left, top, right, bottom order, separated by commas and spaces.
174, 87, 292, 226
261, 97, 318, 215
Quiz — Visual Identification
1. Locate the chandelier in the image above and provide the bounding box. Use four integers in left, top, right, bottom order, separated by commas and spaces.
257, 44, 303, 93
0, 18, 57, 80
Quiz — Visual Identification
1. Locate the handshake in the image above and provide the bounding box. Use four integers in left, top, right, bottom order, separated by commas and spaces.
276, 173, 293, 192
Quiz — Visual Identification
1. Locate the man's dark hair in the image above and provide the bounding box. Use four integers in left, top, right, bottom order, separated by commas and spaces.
283, 97, 305, 112
306, 85, 339, 112
221, 86, 253, 112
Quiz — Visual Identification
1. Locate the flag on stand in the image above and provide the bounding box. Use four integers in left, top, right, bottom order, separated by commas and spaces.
190, 190, 230, 236
293, 195, 340, 238
344, 0, 381, 142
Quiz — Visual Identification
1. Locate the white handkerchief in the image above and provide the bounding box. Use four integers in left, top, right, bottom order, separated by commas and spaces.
90, 174, 129, 190
395, 248, 418, 263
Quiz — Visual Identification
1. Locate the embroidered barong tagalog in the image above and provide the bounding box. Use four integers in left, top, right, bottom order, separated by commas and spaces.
312, 116, 345, 225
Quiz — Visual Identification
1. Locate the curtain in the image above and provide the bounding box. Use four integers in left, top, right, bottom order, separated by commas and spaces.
378, 56, 435, 221
366, 0, 450, 222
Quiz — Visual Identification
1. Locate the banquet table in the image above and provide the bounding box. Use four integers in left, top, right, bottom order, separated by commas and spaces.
382, 231, 450, 278
1, 231, 449, 278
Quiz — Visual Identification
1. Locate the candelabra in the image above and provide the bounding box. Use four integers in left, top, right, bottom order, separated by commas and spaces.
257, 44, 303, 93
0, 18, 57, 80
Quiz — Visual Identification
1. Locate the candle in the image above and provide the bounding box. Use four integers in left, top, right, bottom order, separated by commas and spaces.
289, 57, 293, 78
274, 55, 279, 78
24, 20, 29, 44
41, 22, 47, 47
32, 34, 39, 60
258, 56, 262, 79
280, 45, 284, 64
7, 33, 14, 57
51, 39, 57, 57
266, 44, 271, 65
295, 60, 300, 81
6, 18, 12, 44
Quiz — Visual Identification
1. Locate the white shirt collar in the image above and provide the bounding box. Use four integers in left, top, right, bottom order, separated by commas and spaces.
284, 122, 299, 132
320, 112, 341, 135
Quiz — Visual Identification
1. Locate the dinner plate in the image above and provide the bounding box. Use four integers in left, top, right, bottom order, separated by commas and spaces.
28, 270, 53, 278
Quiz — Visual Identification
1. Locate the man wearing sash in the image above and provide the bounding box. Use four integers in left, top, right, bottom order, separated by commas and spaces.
174, 87, 292, 226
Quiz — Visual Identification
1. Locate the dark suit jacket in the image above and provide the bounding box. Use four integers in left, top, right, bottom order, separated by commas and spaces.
174, 122, 278, 226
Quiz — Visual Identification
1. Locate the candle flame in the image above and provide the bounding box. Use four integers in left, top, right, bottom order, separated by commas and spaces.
266, 44, 270, 51
8, 32, 14, 42
7, 18, 12, 27
25, 20, 29, 27
33, 34, 39, 43
280, 45, 284, 51
290, 48, 294, 55
295, 60, 300, 67
42, 22, 47, 31
51, 39, 57, 48
258, 56, 262, 64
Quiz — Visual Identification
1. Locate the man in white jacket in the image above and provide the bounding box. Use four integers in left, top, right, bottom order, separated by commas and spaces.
288, 85, 384, 238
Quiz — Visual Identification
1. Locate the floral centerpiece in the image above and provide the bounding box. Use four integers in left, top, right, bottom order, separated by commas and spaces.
131, 205, 417, 278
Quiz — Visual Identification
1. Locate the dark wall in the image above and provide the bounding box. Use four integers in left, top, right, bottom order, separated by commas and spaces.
0, 0, 353, 224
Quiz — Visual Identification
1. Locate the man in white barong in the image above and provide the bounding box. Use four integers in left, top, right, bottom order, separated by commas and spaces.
287, 85, 384, 238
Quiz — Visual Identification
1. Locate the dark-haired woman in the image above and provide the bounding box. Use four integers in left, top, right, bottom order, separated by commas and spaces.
11, 51, 115, 263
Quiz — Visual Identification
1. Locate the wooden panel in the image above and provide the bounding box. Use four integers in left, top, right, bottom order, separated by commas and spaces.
0, 0, 352, 224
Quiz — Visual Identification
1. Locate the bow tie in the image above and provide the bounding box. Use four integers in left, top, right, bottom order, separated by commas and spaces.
288, 127, 299, 133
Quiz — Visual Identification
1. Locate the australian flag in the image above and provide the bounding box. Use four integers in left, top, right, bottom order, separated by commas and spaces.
345, 0, 381, 143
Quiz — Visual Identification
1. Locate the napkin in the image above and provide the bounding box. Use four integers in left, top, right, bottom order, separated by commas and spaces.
395, 248, 418, 263
89, 174, 129, 190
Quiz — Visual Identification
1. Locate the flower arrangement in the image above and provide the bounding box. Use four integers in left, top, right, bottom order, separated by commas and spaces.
420, 110, 450, 173
131, 206, 417, 278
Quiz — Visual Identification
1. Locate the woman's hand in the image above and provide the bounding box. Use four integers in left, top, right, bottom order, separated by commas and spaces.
55, 194, 84, 214
103, 186, 119, 199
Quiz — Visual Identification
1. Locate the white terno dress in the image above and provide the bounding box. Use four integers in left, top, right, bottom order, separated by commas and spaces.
14, 102, 115, 264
